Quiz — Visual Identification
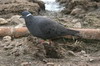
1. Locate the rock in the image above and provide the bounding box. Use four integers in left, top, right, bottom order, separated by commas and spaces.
81, 50, 86, 54
1, 36, 12, 47
77, 50, 89, 57
67, 51, 76, 56
0, 18, 8, 25
70, 8, 85, 15
57, 0, 67, 4
47, 62, 54, 66
7, 15, 25, 26
3, 36, 12, 42
89, 58, 94, 62
72, 19, 79, 23
32, 0, 45, 11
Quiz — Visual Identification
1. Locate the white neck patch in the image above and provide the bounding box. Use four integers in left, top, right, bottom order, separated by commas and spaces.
26, 13, 31, 17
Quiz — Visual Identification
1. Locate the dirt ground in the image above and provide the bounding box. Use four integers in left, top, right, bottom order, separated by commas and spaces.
0, 0, 100, 66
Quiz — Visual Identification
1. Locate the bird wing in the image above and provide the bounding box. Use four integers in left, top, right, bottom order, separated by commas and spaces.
38, 19, 79, 39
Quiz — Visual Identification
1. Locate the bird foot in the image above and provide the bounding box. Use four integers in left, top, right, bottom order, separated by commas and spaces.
38, 40, 52, 45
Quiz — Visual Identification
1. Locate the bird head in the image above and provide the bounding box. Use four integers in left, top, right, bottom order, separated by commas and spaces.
20, 11, 32, 18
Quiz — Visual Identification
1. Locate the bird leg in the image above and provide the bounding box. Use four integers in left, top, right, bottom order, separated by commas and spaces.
38, 39, 53, 45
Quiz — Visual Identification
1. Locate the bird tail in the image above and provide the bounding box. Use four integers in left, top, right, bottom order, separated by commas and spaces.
64, 29, 80, 38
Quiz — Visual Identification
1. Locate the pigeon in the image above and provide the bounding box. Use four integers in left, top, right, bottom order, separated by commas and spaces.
21, 11, 80, 40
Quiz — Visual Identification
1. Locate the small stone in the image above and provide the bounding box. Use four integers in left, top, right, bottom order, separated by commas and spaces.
3, 36, 12, 42
89, 58, 94, 62
47, 62, 54, 66
80, 56, 84, 59
81, 50, 86, 54
42, 59, 48, 63
68, 51, 76, 56
21, 62, 31, 66
0, 18, 8, 25
33, 0, 45, 11
72, 19, 79, 23
83, 21, 88, 25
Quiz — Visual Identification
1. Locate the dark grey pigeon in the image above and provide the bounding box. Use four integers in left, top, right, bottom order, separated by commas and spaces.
21, 11, 80, 40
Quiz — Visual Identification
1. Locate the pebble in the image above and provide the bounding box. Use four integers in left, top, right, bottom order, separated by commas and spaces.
89, 58, 94, 62
72, 19, 79, 23
68, 51, 76, 56
81, 50, 86, 54
47, 62, 55, 66
3, 36, 12, 42
0, 18, 8, 25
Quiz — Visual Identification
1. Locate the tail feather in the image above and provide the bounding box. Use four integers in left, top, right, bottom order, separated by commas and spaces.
65, 29, 80, 37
